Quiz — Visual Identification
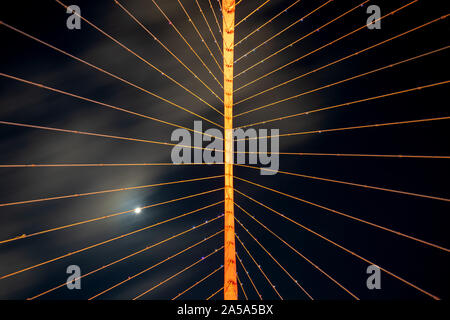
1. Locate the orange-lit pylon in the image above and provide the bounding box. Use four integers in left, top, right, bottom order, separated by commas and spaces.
223, 0, 237, 300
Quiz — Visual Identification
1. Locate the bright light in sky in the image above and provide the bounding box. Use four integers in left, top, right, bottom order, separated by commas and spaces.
134, 207, 142, 214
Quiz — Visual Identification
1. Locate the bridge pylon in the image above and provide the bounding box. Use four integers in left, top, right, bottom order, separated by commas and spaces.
223, 0, 237, 300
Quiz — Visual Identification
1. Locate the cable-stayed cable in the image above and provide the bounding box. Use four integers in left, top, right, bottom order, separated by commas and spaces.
234, 46, 449, 113
0, 120, 224, 152
114, 0, 223, 103
234, 0, 365, 70
236, 177, 450, 253
30, 223, 223, 299
236, 252, 261, 299
0, 73, 223, 139
88, 232, 223, 300
234, 189, 440, 300
235, 194, 358, 299
206, 286, 224, 300
235, 0, 272, 28
0, 200, 224, 281
55, 0, 223, 116
208, 0, 223, 36
176, 0, 224, 74
0, 163, 224, 168
151, 0, 224, 88
234, 212, 312, 299
195, 0, 223, 57
235, 177, 449, 252
235, 233, 283, 299
172, 265, 223, 300
133, 246, 224, 299
236, 163, 450, 203
235, 0, 302, 47
234, 1, 440, 92
233, 151, 450, 160
237, 80, 450, 128
0, 22, 222, 128
237, 274, 248, 300
0, 194, 223, 246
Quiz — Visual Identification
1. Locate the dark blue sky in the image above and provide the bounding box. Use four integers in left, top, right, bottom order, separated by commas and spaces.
0, 0, 449, 300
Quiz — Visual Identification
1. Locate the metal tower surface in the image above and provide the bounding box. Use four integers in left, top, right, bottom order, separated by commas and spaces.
223, 0, 237, 300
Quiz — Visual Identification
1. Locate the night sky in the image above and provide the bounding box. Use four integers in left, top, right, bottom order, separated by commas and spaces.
0, 0, 449, 300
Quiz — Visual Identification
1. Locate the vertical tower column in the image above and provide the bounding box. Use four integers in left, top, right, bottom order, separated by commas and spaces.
223, 0, 237, 300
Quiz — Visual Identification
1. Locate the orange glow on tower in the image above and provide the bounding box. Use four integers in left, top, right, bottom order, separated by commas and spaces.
223, 0, 237, 300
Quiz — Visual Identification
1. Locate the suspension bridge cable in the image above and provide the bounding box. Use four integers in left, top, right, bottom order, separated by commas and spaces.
235, 0, 302, 47
236, 252, 262, 300
234, 0, 365, 70
88, 231, 223, 300
151, 0, 223, 88
234, 1, 434, 92
114, 0, 223, 103
0, 73, 223, 140
234, 189, 440, 300
30, 222, 223, 299
195, 0, 223, 57
133, 246, 224, 299
0, 174, 222, 209
0, 22, 222, 128
55, 0, 223, 116
235, 177, 450, 253
176, 0, 224, 74
0, 120, 225, 152
234, 45, 450, 113
235, 233, 283, 299
236, 80, 450, 128
237, 274, 248, 300
235, 0, 335, 65
206, 286, 224, 300
208, 0, 223, 36
234, 212, 313, 299
0, 193, 223, 246
235, 0, 272, 28
172, 265, 223, 300
235, 194, 359, 299
235, 164, 450, 203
